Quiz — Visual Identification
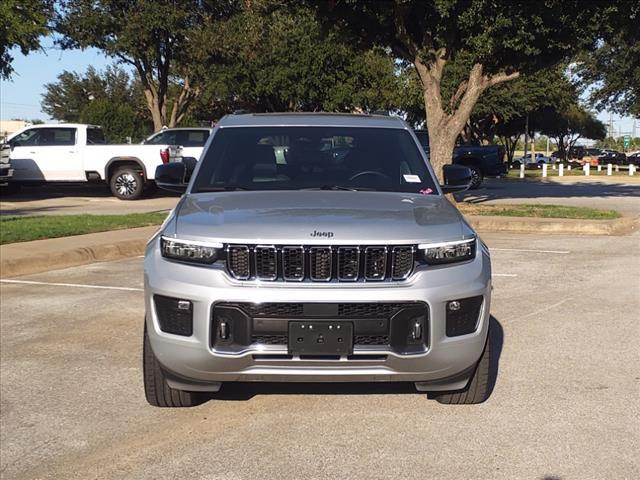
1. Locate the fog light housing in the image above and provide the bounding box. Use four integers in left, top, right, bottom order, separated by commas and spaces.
154, 295, 193, 336
446, 295, 483, 337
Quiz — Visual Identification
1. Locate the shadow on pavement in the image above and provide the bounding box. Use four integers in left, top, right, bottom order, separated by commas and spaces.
456, 178, 640, 204
0, 184, 179, 203
201, 315, 504, 402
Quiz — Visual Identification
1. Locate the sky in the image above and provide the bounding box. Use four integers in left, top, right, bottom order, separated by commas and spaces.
1, 45, 638, 138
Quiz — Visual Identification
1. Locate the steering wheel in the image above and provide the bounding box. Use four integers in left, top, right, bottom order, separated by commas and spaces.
348, 170, 391, 181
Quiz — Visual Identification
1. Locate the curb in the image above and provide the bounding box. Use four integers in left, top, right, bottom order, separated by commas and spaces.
1, 216, 637, 278
467, 215, 639, 236
0, 237, 149, 278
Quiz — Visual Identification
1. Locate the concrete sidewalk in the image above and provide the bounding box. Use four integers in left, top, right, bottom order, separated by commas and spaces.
2, 216, 637, 278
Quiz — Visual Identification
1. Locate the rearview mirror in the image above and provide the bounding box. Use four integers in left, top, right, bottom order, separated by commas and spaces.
441, 164, 472, 193
155, 163, 187, 193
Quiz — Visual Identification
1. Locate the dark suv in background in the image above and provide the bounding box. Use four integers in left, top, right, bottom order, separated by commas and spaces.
413, 130, 506, 189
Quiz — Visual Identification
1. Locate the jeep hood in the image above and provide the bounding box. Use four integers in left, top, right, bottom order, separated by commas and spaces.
172, 191, 468, 244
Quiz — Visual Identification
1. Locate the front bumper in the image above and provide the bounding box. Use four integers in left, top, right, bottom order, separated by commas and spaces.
144, 237, 492, 391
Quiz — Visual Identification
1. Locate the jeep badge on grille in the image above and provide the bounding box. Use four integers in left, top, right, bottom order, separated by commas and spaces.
310, 230, 334, 238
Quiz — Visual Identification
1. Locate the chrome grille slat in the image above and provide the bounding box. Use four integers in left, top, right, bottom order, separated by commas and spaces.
364, 246, 387, 280
254, 246, 277, 280
282, 246, 305, 281
309, 247, 332, 281
226, 244, 415, 282
337, 247, 360, 281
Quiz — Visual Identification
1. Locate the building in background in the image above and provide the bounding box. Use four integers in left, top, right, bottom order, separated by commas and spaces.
0, 120, 31, 142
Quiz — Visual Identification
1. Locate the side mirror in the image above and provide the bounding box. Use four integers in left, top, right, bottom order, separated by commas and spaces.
441, 164, 472, 193
155, 163, 187, 192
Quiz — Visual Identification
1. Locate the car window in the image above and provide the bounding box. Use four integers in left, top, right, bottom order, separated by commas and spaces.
39, 128, 76, 146
178, 130, 210, 147
145, 131, 177, 145
192, 126, 438, 194
87, 127, 106, 144
10, 129, 39, 147
11, 128, 76, 147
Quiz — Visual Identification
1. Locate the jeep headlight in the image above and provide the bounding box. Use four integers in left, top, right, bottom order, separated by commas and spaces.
419, 238, 476, 265
160, 236, 221, 264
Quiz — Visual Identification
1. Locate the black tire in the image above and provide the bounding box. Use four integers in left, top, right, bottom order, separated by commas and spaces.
143, 323, 204, 407
433, 328, 491, 405
468, 165, 484, 189
110, 167, 144, 200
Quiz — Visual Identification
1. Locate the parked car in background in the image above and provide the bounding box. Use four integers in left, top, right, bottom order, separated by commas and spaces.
4, 123, 174, 199
598, 149, 627, 165
513, 153, 552, 168
148, 128, 212, 184
413, 130, 507, 189
0, 143, 13, 188
624, 151, 639, 166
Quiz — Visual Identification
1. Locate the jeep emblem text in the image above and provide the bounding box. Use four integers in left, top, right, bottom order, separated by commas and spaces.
310, 230, 334, 238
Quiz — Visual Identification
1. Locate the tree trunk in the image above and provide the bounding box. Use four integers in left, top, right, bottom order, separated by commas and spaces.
412, 53, 519, 185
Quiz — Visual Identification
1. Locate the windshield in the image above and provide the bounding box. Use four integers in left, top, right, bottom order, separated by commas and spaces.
191, 126, 438, 194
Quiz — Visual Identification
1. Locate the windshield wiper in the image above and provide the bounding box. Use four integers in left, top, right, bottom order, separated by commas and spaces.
193, 186, 250, 192
300, 185, 373, 192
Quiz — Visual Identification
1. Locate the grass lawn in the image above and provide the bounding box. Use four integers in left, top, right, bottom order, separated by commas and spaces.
457, 203, 622, 220
0, 212, 168, 244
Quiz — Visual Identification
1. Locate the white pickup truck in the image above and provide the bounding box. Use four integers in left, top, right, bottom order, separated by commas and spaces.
4, 123, 172, 200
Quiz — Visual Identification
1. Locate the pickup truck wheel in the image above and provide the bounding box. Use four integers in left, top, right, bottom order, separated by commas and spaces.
143, 323, 204, 408
110, 167, 144, 200
433, 327, 491, 405
468, 166, 484, 189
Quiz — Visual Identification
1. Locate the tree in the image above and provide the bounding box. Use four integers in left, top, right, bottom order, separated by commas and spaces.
54, 1, 238, 131
192, 3, 400, 119
575, 1, 639, 117
316, 0, 604, 182
537, 105, 606, 160
0, 0, 53, 79
42, 65, 143, 122
80, 99, 148, 143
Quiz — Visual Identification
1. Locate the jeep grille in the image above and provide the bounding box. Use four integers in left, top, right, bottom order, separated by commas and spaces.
226, 244, 415, 282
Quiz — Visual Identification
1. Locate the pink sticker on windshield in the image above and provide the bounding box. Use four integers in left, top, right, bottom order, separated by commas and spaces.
419, 188, 433, 195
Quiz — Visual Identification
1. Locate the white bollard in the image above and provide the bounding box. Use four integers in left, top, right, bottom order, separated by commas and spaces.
519, 163, 525, 178
552, 164, 556, 170
568, 165, 572, 171
607, 163, 612, 175
616, 164, 619, 172
559, 163, 564, 176
630, 164, 635, 176
542, 163, 548, 177
597, 164, 601, 172
583, 163, 590, 176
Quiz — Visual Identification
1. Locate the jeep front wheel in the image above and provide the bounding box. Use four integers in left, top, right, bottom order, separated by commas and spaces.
110, 167, 144, 200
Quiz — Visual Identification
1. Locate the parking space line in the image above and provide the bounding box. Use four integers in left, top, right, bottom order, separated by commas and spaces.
494, 273, 518, 277
0, 279, 143, 292
491, 247, 570, 254
503, 298, 569, 325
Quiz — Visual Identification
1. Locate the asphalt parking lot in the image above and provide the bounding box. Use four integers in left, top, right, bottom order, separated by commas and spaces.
1, 231, 638, 479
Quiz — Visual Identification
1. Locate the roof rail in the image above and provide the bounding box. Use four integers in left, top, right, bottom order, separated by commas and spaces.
232, 109, 251, 115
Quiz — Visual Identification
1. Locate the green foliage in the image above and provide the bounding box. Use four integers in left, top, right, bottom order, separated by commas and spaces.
54, 1, 239, 129
0, 0, 53, 79
42, 65, 143, 121
194, 4, 400, 117
535, 104, 606, 160
80, 99, 149, 143
575, 1, 640, 116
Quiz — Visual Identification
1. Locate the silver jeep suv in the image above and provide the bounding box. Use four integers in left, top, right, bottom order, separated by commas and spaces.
144, 113, 492, 407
